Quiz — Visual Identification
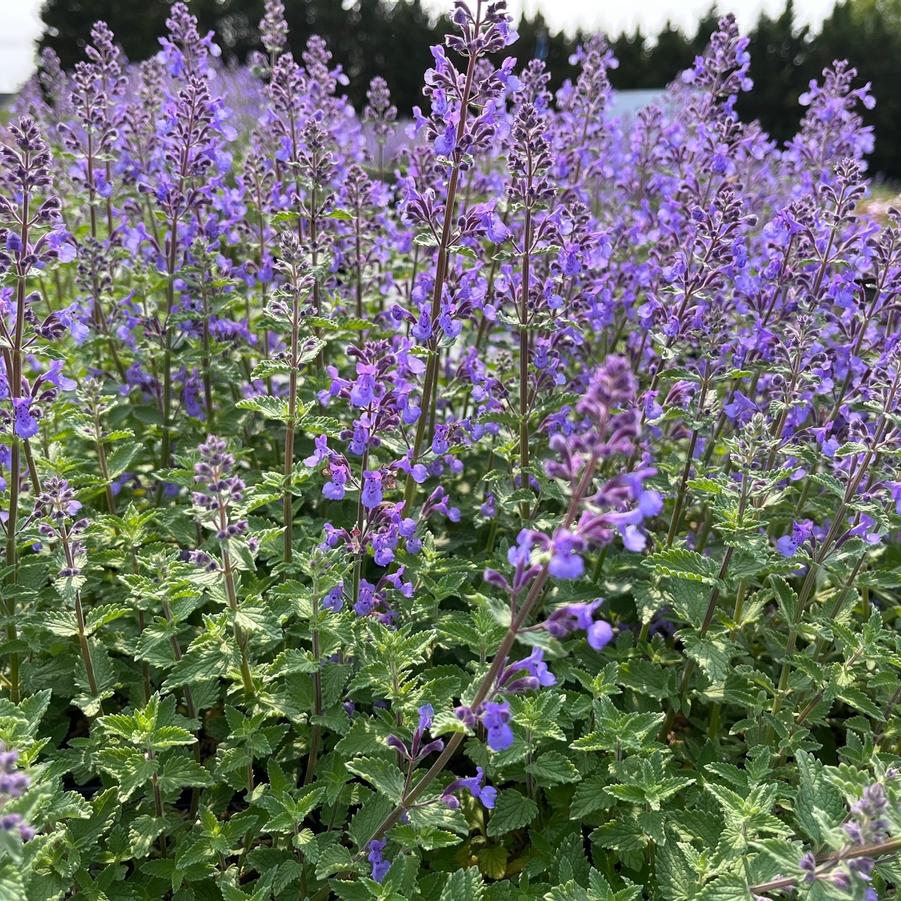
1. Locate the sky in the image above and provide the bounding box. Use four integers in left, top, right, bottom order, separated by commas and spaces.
0, 0, 838, 93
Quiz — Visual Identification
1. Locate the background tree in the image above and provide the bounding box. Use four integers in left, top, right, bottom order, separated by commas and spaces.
813, 0, 901, 177
36, 0, 901, 179
737, 0, 811, 144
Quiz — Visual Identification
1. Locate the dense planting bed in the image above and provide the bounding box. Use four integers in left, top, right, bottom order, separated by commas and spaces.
0, 1, 899, 898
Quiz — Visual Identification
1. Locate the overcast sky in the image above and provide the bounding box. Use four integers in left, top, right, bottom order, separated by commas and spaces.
1, 0, 837, 93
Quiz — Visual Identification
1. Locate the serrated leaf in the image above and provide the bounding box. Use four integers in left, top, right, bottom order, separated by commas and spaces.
346, 757, 405, 803
486, 789, 538, 838
477, 844, 508, 880
526, 751, 580, 785
644, 548, 723, 586
439, 867, 484, 901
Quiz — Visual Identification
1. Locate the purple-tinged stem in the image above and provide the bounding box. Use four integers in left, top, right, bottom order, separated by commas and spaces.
750, 836, 901, 895
403, 23, 481, 509
361, 452, 599, 853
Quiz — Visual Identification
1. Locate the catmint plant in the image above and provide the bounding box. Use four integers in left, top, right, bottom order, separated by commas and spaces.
0, 4, 899, 898
0, 117, 72, 703
363, 75, 397, 177
185, 435, 254, 696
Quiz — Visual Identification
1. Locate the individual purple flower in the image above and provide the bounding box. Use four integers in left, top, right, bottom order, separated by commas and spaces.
350, 363, 377, 407
775, 519, 815, 557
386, 702, 444, 762
541, 598, 613, 650
323, 461, 349, 501
548, 529, 586, 580
361, 470, 383, 509
887, 481, 901, 516
543, 600, 602, 637
12, 397, 39, 439
417, 704, 434, 733
480, 492, 497, 519
442, 766, 497, 810
323, 582, 344, 613
587, 620, 614, 651
723, 390, 758, 424
303, 435, 330, 467
480, 700, 513, 752
845, 515, 882, 547
367, 838, 391, 883
500, 647, 556, 691
421, 486, 460, 522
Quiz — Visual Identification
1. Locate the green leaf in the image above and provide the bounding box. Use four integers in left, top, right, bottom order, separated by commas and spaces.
570, 776, 611, 819
643, 548, 723, 586
571, 698, 663, 753
236, 395, 312, 423
486, 789, 538, 838
656, 841, 700, 901
85, 604, 131, 634
346, 757, 406, 803
157, 754, 212, 793
544, 881, 589, 901
695, 874, 754, 901
235, 603, 283, 642
128, 815, 167, 859
681, 632, 732, 684
314, 844, 354, 880
525, 751, 580, 785
96, 746, 156, 801
438, 867, 484, 901
258, 787, 322, 834
477, 844, 508, 880
347, 794, 393, 849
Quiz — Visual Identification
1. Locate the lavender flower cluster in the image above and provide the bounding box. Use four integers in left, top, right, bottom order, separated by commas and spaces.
0, 745, 33, 843
1, 1, 900, 897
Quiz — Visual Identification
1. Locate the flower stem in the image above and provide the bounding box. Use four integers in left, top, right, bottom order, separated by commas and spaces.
749, 836, 901, 895
60, 525, 99, 701
518, 205, 533, 521
665, 374, 710, 547
361, 453, 598, 853
3, 176, 32, 704
220, 533, 254, 698
404, 36, 480, 508
303, 589, 323, 786
662, 463, 749, 738
283, 282, 301, 564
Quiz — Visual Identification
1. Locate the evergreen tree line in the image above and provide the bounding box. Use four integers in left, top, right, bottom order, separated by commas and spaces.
37, 0, 901, 179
